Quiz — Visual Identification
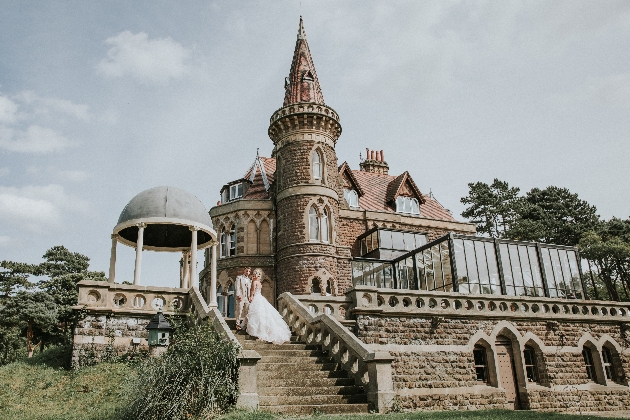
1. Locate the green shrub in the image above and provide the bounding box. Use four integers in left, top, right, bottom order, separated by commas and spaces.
124, 320, 239, 420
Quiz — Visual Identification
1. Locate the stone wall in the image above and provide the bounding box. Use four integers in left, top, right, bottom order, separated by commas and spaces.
72, 313, 152, 368
353, 311, 630, 411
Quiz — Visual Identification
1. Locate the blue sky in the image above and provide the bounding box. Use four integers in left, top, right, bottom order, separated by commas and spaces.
1, 1, 629, 287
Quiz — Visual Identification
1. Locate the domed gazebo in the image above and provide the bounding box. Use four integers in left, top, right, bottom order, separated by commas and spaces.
108, 186, 218, 306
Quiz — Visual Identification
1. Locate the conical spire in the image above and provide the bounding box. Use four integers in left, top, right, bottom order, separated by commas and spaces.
283, 17, 325, 106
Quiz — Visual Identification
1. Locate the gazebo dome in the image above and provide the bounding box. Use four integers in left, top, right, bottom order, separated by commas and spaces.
114, 186, 215, 251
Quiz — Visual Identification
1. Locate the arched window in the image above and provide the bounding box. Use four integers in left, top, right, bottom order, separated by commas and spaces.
582, 347, 597, 381
396, 196, 421, 215
220, 228, 227, 258
228, 224, 236, 256
325, 280, 332, 295
344, 189, 359, 208
321, 208, 329, 243
473, 345, 489, 383
309, 206, 319, 241
312, 150, 322, 180
227, 282, 235, 318
311, 278, 322, 294
246, 220, 257, 255
217, 284, 224, 315
523, 345, 539, 383
602, 347, 616, 382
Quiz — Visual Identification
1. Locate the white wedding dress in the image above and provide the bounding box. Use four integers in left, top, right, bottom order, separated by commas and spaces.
246, 286, 291, 345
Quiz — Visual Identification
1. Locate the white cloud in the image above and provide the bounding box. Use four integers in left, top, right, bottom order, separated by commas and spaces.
15, 91, 90, 121
57, 169, 90, 182
0, 125, 71, 153
0, 95, 18, 124
0, 184, 89, 232
0, 168, 9, 177
0, 236, 10, 247
96, 31, 192, 84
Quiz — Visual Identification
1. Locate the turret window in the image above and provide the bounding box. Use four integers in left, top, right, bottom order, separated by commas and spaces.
228, 224, 236, 256
229, 183, 243, 200
313, 150, 322, 180
220, 228, 227, 258
321, 208, 329, 243
396, 196, 420, 215
309, 206, 319, 241
344, 189, 359, 208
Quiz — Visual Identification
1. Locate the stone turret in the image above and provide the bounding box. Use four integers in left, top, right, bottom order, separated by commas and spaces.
269, 17, 349, 296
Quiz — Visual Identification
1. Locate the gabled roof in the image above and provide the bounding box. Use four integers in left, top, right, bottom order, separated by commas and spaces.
283, 17, 325, 106
385, 171, 425, 204
242, 156, 276, 200
338, 161, 365, 196
348, 169, 455, 221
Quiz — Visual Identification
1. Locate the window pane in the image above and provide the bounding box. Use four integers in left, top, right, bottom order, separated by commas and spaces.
411, 198, 420, 215
321, 210, 329, 242
484, 242, 501, 295
499, 243, 513, 288
453, 239, 469, 292
403, 232, 415, 251
474, 241, 490, 287
508, 244, 524, 292
416, 252, 426, 290
424, 248, 435, 290
379, 230, 393, 249
567, 251, 583, 298
549, 249, 565, 297
540, 247, 556, 293
383, 264, 393, 289
433, 245, 444, 291
415, 234, 428, 248
527, 246, 544, 292
441, 242, 453, 291
392, 231, 405, 250
464, 240, 479, 285
309, 208, 319, 241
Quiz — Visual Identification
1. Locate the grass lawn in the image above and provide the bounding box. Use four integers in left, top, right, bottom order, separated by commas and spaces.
0, 347, 627, 420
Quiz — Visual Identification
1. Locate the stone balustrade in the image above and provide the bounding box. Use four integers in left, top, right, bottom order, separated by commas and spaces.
75, 280, 189, 314
269, 102, 340, 124
349, 285, 630, 322
292, 294, 351, 322
278, 292, 395, 412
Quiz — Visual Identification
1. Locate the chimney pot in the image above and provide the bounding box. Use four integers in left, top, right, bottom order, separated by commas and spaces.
371, 150, 375, 160
380, 150, 384, 162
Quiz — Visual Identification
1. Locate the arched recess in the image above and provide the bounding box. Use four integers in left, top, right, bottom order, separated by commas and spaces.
246, 219, 257, 255
492, 323, 528, 406
310, 277, 322, 294
600, 336, 627, 385
259, 219, 271, 254
522, 338, 549, 387
472, 337, 498, 387
580, 338, 606, 385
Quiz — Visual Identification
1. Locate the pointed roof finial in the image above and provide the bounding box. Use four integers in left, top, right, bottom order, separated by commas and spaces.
283, 17, 325, 106
297, 16, 306, 40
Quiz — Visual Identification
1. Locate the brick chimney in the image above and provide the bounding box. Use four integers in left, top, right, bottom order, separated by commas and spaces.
360, 148, 389, 175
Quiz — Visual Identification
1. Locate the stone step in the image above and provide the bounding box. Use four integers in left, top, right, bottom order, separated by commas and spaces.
257, 369, 348, 380
261, 377, 356, 388
258, 385, 364, 396
244, 349, 326, 357
240, 342, 317, 351
259, 394, 368, 406
260, 403, 369, 415
257, 362, 339, 371
257, 355, 334, 364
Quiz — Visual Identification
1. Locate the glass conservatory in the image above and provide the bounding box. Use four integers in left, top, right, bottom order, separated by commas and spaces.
352, 233, 586, 300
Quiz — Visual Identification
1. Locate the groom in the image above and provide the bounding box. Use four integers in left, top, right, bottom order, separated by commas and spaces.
234, 267, 251, 331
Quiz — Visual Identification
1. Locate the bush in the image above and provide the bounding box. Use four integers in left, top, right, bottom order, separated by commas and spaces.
124, 320, 239, 420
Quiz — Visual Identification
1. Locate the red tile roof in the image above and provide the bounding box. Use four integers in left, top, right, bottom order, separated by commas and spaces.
242, 156, 275, 200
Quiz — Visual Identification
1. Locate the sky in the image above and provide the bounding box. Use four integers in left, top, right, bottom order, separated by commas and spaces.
1, 1, 629, 287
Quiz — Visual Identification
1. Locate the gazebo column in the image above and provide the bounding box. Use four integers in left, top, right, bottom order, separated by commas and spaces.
209, 241, 218, 308
182, 251, 190, 288
108, 234, 118, 283
133, 223, 146, 285
190, 227, 199, 288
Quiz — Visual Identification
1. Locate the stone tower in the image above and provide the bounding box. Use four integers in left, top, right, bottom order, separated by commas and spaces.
269, 17, 349, 296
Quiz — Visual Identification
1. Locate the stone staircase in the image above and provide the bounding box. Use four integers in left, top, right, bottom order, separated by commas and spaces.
226, 319, 369, 415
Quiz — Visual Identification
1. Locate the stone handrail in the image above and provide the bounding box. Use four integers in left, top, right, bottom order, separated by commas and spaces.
278, 292, 395, 412
188, 287, 261, 409
349, 286, 630, 323
75, 280, 189, 314
291, 294, 351, 322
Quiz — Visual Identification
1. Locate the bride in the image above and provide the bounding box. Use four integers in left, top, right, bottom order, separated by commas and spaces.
246, 268, 292, 344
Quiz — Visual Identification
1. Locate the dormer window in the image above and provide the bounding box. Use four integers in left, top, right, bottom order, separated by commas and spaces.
344, 189, 359, 208
396, 196, 420, 215
230, 183, 243, 200
313, 151, 322, 180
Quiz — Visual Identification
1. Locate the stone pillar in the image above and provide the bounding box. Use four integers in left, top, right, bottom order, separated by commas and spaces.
366, 352, 395, 413
209, 242, 218, 308
190, 227, 198, 288
133, 223, 146, 285
182, 251, 190, 289
108, 234, 118, 283
237, 350, 262, 409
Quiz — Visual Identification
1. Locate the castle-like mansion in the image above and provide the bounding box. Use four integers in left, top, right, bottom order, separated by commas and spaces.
74, 18, 630, 414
